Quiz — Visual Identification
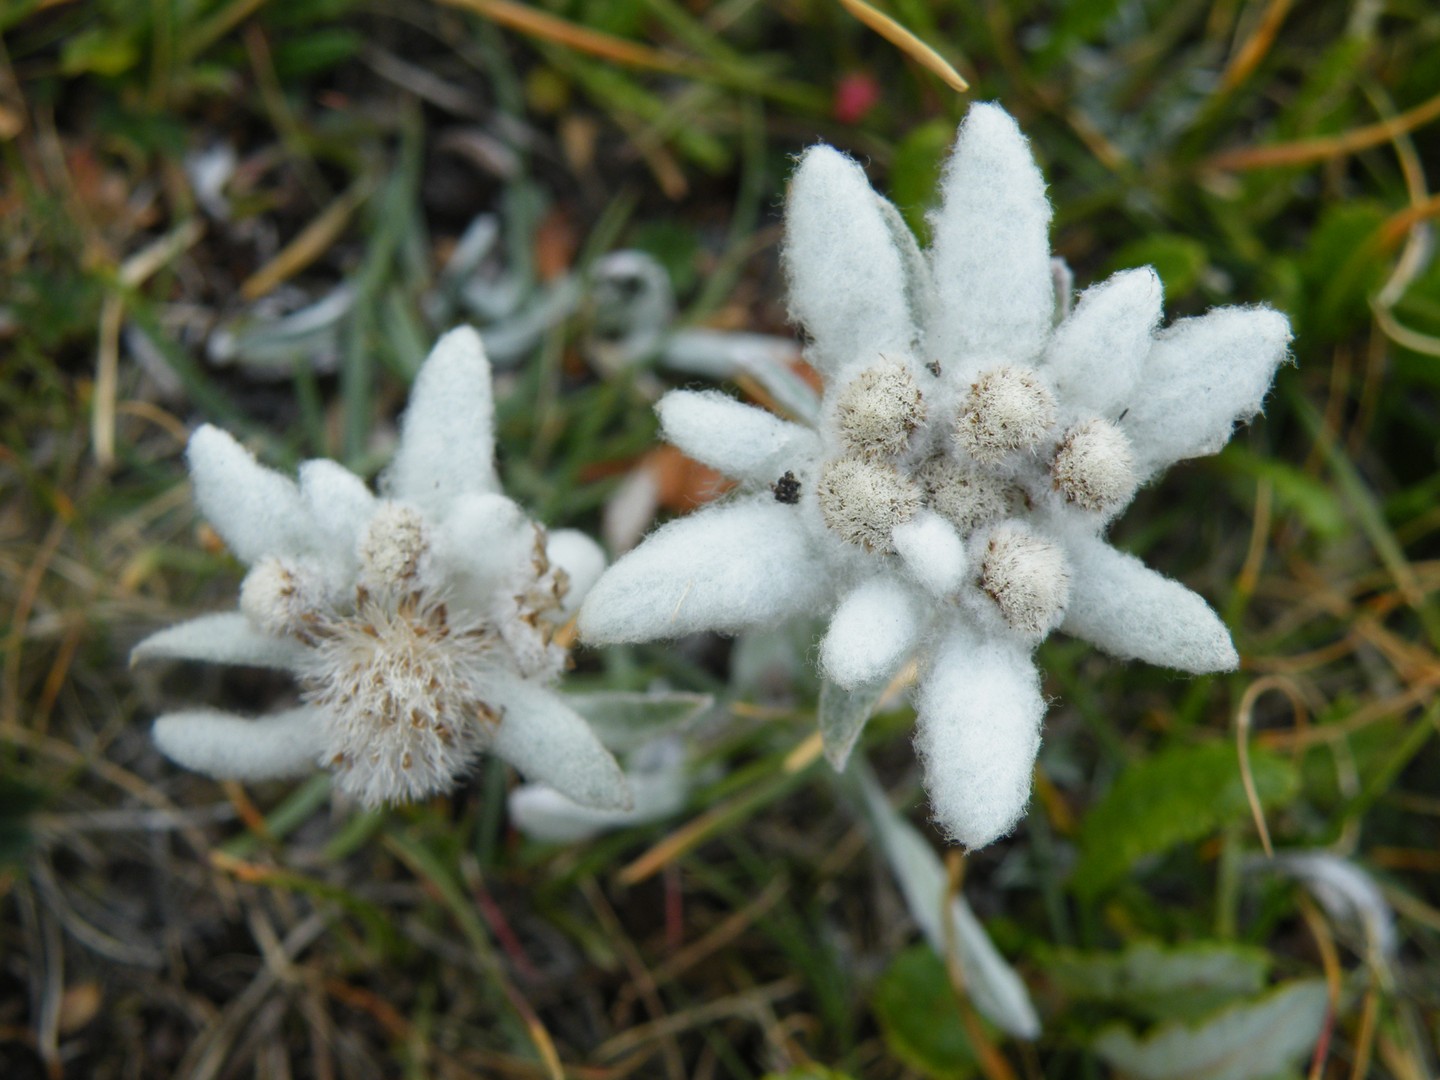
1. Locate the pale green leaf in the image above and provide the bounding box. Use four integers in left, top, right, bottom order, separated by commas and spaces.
1045, 941, 1271, 1021
563, 691, 712, 754
818, 677, 886, 772
1092, 980, 1328, 1080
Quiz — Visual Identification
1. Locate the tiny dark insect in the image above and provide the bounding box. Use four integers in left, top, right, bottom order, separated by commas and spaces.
926, 360, 942, 377
611, 273, 646, 301
772, 471, 801, 504
1117, 407, 1130, 421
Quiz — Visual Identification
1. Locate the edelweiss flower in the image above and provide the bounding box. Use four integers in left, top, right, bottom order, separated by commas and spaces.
580, 104, 1291, 848
134, 328, 629, 810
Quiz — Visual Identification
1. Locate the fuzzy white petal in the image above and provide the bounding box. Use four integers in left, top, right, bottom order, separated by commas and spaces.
821, 576, 921, 690
1060, 534, 1238, 673
579, 501, 828, 643
545, 528, 606, 613
1124, 306, 1292, 475
657, 390, 820, 485
386, 326, 498, 513
152, 707, 326, 782
488, 678, 631, 810
298, 458, 376, 564
508, 767, 688, 844
1043, 267, 1162, 418
783, 145, 916, 380
131, 612, 308, 671
434, 492, 533, 600
892, 510, 968, 597
915, 623, 1046, 849
187, 425, 316, 563
928, 104, 1053, 373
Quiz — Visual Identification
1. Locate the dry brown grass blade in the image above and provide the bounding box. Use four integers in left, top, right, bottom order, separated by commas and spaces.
1296, 895, 1340, 1080
1270, 672, 1440, 748
221, 780, 274, 840
1235, 476, 1273, 603
836, 0, 969, 93
31, 619, 81, 733
782, 730, 823, 773
1377, 1031, 1429, 1080
620, 732, 820, 886
115, 399, 192, 447
580, 878, 685, 1080
91, 294, 123, 469
593, 978, 802, 1061
617, 793, 745, 887
240, 179, 369, 300
2, 517, 68, 729
1378, 191, 1440, 247
91, 219, 205, 467
437, 0, 688, 74
1216, 0, 1295, 94
939, 852, 1019, 1080
645, 878, 786, 988
1234, 675, 1309, 857
1206, 87, 1440, 170
1032, 769, 1076, 835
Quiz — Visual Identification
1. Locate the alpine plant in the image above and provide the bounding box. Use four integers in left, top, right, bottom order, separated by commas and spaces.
579, 103, 1291, 849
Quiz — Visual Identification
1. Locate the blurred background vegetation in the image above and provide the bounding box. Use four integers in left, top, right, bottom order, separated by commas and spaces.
2, 0, 1439, 1076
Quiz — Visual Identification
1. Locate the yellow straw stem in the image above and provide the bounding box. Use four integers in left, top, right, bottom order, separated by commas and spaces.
836, 0, 969, 94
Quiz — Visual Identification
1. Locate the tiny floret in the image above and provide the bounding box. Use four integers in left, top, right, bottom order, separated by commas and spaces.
954, 366, 1057, 463
240, 557, 324, 639
359, 502, 430, 592
817, 455, 921, 551
979, 525, 1070, 637
833, 357, 925, 460
135, 327, 628, 813
1051, 419, 1138, 513
306, 587, 491, 805
914, 455, 1024, 534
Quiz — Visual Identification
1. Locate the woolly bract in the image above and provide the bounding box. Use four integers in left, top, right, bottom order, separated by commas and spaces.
581, 102, 1291, 850
135, 327, 628, 811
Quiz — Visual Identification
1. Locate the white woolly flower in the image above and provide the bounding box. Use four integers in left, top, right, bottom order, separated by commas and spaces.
579, 103, 1292, 850
134, 327, 628, 811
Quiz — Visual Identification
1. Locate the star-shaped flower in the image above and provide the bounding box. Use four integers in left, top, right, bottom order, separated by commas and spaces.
580, 104, 1291, 848
134, 328, 629, 811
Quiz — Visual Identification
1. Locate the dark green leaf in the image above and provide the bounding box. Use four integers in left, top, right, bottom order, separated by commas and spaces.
273, 29, 363, 78
1075, 742, 1298, 899
1107, 235, 1209, 299
60, 27, 140, 77
872, 946, 978, 1080
1298, 203, 1388, 344
889, 120, 954, 242
1221, 447, 1348, 540
0, 777, 45, 867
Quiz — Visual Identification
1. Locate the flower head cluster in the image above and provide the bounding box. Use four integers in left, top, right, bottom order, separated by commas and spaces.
579, 104, 1291, 848
134, 328, 628, 811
